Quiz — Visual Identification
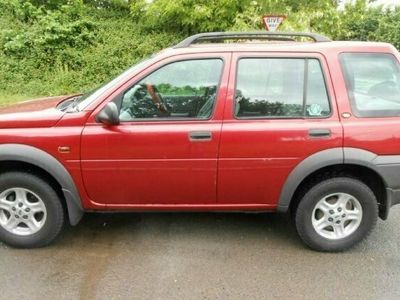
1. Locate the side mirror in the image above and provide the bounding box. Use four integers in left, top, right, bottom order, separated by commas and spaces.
96, 102, 120, 126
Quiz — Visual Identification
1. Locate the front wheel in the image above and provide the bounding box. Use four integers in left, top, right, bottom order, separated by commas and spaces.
0, 172, 65, 248
295, 177, 378, 252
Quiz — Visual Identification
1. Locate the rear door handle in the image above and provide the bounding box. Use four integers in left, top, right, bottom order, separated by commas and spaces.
189, 131, 212, 141
308, 128, 331, 138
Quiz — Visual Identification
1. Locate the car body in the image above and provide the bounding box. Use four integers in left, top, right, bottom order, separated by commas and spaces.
1, 32, 400, 251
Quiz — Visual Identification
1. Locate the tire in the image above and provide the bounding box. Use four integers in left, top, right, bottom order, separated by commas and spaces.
295, 177, 378, 252
0, 172, 65, 248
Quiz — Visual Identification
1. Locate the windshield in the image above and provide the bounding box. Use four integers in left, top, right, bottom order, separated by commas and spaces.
76, 58, 152, 111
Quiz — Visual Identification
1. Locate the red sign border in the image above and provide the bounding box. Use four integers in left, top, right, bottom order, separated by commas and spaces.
262, 15, 287, 31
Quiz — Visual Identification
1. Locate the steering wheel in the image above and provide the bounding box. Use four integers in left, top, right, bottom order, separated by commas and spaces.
145, 83, 169, 115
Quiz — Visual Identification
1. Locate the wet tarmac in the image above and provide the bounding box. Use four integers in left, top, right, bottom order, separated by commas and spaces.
1, 207, 400, 299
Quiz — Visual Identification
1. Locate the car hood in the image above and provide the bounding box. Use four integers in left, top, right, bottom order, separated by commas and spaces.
0, 95, 75, 128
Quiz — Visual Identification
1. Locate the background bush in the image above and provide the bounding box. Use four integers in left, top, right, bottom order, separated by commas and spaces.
0, 0, 399, 99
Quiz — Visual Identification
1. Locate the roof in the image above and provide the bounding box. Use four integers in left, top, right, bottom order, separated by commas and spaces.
173, 32, 331, 47
158, 32, 398, 57
160, 41, 397, 57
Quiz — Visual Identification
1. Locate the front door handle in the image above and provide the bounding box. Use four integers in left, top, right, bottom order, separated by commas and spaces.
189, 131, 212, 141
308, 128, 331, 138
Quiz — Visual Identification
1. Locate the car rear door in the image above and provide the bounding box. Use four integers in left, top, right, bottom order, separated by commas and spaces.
81, 53, 231, 207
218, 52, 343, 206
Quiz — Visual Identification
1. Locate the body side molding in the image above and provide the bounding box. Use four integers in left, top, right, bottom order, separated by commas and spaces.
0, 144, 83, 225
344, 147, 400, 189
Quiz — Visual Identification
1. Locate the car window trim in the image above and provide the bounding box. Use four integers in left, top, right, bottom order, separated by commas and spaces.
114, 57, 226, 123
232, 55, 333, 120
339, 51, 400, 119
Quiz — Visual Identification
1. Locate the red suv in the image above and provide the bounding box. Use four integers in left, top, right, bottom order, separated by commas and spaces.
1, 32, 399, 251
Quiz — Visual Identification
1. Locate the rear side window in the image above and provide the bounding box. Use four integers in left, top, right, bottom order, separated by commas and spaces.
235, 58, 330, 118
340, 53, 400, 117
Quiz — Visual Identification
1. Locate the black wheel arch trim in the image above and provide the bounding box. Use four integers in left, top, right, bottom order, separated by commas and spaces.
277, 147, 343, 212
277, 147, 400, 219
0, 144, 83, 225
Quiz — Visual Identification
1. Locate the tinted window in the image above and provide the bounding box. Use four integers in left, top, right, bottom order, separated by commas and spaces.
119, 59, 223, 121
340, 53, 400, 117
235, 58, 330, 118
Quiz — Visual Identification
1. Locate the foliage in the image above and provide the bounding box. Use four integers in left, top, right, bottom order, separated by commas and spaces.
0, 0, 178, 97
1, 0, 400, 100
2, 3, 96, 62
333, 0, 382, 41
131, 0, 250, 34
374, 7, 400, 49
130, 0, 339, 34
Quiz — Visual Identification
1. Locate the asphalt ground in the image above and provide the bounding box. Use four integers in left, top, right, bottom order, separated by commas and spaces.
1, 207, 400, 299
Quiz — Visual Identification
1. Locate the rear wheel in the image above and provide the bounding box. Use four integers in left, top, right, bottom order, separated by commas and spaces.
295, 177, 378, 252
0, 172, 64, 248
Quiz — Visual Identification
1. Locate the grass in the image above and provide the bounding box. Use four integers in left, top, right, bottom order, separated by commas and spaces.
0, 94, 40, 107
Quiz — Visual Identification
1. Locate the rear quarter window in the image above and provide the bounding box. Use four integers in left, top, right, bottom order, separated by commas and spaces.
340, 53, 400, 117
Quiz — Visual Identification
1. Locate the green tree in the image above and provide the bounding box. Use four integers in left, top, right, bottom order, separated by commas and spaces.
130, 0, 340, 37
333, 0, 382, 40
374, 7, 400, 49
131, 0, 251, 34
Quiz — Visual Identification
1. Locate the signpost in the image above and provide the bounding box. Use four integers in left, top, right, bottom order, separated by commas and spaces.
262, 15, 286, 32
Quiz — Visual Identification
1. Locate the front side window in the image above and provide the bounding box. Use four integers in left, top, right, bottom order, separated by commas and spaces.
235, 58, 330, 118
119, 59, 223, 121
340, 53, 400, 117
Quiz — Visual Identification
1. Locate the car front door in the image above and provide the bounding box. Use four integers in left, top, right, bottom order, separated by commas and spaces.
218, 52, 343, 206
81, 53, 230, 207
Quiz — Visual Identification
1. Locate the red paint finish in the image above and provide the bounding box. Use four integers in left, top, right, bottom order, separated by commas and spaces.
325, 46, 400, 155
0, 95, 75, 128
81, 53, 231, 207
81, 122, 222, 206
0, 95, 70, 114
217, 53, 342, 205
0, 41, 398, 212
218, 119, 343, 205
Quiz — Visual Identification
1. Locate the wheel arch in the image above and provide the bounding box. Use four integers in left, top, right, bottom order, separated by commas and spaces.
277, 148, 344, 212
0, 144, 83, 225
277, 147, 391, 219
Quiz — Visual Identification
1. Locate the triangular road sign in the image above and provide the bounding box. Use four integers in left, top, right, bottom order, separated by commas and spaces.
262, 15, 286, 32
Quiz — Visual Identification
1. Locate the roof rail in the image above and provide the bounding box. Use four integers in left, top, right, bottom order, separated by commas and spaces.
174, 31, 331, 48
